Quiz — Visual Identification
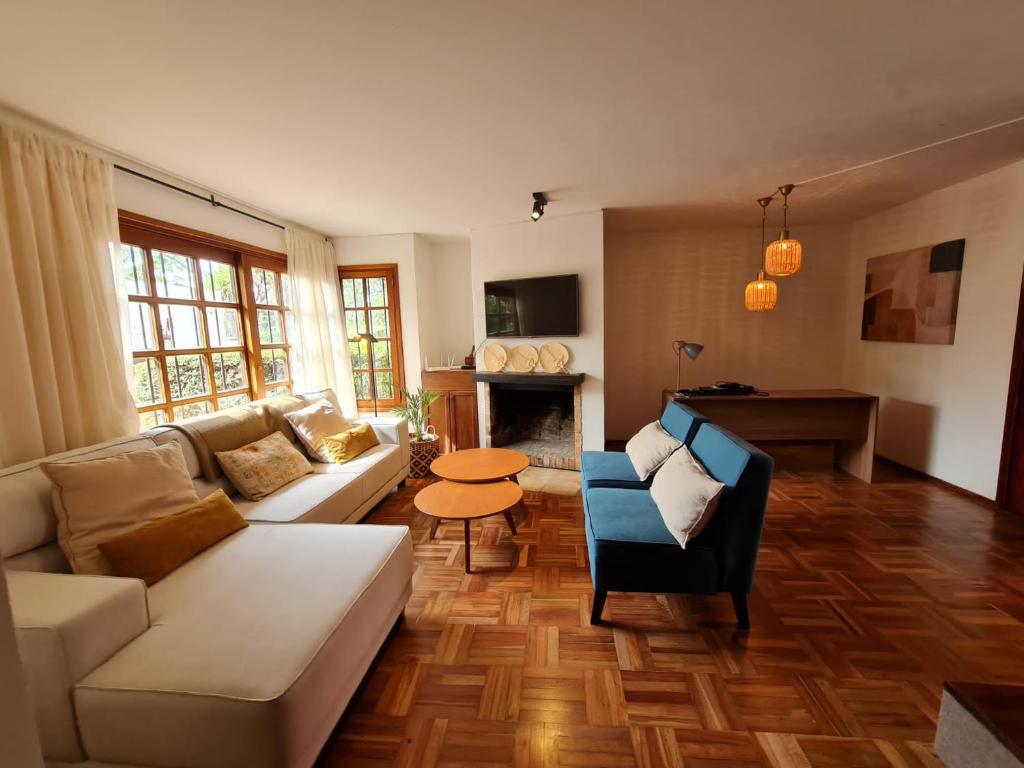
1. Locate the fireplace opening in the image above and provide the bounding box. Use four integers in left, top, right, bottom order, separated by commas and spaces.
488, 384, 578, 470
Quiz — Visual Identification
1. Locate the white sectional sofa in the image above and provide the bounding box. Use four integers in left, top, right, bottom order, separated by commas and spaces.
0, 407, 415, 768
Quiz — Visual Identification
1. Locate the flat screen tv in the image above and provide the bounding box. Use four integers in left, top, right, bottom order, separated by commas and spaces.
484, 274, 579, 337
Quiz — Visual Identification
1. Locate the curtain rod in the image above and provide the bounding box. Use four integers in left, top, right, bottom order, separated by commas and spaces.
113, 164, 286, 231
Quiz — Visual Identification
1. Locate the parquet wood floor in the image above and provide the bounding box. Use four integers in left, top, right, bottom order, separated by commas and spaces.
317, 464, 1024, 767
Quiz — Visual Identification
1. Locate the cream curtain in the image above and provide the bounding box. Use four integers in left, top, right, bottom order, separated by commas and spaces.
0, 124, 139, 467
284, 225, 358, 417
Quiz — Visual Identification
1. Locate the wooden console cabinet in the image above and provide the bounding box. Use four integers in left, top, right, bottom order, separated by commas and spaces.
423, 370, 479, 454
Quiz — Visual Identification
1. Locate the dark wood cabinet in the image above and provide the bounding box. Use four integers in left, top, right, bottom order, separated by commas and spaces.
422, 370, 479, 454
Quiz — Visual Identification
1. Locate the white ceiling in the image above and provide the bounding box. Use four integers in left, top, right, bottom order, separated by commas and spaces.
2, 1, 1024, 236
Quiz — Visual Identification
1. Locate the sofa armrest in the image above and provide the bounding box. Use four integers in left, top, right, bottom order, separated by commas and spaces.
361, 417, 411, 467
7, 571, 149, 762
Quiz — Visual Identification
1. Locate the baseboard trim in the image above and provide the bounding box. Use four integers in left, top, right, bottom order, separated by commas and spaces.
875, 456, 1000, 510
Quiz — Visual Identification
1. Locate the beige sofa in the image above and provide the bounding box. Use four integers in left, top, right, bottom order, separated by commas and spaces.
0, 403, 415, 768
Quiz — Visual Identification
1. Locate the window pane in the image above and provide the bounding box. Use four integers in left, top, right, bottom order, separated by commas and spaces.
369, 308, 390, 339
375, 371, 394, 400
129, 301, 157, 352
268, 385, 290, 396
200, 259, 238, 303
159, 304, 204, 350
353, 371, 370, 400
261, 348, 288, 384
280, 273, 291, 307
257, 309, 284, 344
218, 394, 249, 410
372, 340, 391, 369
345, 310, 367, 339
252, 267, 279, 305
366, 277, 387, 307
153, 250, 198, 299
206, 307, 243, 347
349, 341, 368, 369
166, 354, 210, 400
211, 351, 246, 392
121, 245, 149, 296
132, 358, 164, 406
138, 409, 168, 430
342, 278, 360, 308
173, 401, 213, 421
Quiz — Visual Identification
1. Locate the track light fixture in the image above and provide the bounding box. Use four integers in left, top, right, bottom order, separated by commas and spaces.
531, 192, 547, 221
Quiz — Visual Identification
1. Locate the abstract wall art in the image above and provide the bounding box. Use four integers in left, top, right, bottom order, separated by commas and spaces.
861, 238, 965, 344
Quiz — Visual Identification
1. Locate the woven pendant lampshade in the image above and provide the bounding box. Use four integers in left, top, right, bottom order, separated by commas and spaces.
765, 184, 802, 276
745, 270, 778, 312
745, 196, 779, 312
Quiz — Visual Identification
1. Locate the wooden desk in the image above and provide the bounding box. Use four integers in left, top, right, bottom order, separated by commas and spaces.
662, 389, 879, 482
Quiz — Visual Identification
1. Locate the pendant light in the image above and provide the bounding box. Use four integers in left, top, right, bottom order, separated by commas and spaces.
765, 183, 802, 276
745, 197, 778, 312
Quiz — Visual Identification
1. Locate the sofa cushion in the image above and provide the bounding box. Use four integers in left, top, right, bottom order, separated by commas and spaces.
660, 400, 706, 445
583, 487, 718, 594
9, 571, 149, 762
215, 432, 312, 501
73, 523, 413, 768
581, 451, 649, 491
649, 446, 725, 548
234, 472, 363, 524
285, 400, 353, 462
625, 421, 682, 481
316, 443, 402, 492
41, 442, 199, 575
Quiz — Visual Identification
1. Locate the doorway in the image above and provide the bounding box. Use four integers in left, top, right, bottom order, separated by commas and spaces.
998, 267, 1024, 515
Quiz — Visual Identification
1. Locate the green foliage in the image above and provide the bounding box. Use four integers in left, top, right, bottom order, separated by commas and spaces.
393, 387, 441, 440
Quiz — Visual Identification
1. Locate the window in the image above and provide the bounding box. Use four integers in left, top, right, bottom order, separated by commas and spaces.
242, 258, 293, 398
119, 213, 292, 427
339, 264, 405, 411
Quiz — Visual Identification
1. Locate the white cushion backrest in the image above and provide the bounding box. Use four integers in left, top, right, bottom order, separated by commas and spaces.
0, 436, 155, 562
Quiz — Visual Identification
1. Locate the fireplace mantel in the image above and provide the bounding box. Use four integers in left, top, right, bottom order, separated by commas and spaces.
472, 371, 585, 387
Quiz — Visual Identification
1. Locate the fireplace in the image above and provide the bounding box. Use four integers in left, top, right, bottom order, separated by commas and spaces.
475, 373, 584, 471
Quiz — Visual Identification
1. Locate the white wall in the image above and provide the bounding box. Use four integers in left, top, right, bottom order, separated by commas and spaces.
334, 234, 424, 394
840, 160, 1024, 498
114, 172, 286, 253
430, 238, 475, 364
604, 224, 850, 439
471, 211, 605, 451
0, 568, 44, 767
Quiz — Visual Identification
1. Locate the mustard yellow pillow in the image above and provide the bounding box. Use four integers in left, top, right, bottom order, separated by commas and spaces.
215, 432, 312, 500
97, 489, 248, 585
323, 423, 380, 464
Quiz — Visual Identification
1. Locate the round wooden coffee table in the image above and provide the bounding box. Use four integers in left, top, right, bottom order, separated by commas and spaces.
430, 447, 530, 483
414, 479, 523, 573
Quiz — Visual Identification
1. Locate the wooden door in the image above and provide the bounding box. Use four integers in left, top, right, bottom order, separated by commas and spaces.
450, 390, 479, 452
999, 268, 1024, 515
428, 394, 451, 452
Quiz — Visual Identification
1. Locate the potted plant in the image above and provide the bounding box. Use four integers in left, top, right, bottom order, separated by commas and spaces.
394, 387, 441, 478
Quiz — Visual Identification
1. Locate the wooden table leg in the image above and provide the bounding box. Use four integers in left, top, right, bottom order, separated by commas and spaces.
503, 510, 517, 535
429, 516, 440, 539
463, 519, 472, 574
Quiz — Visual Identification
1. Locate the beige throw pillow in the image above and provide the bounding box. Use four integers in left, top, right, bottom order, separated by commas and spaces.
626, 421, 683, 481
650, 446, 725, 548
284, 400, 352, 462
41, 441, 200, 575
215, 432, 312, 501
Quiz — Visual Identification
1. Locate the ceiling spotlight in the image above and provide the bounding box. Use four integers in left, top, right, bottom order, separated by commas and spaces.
531, 192, 547, 221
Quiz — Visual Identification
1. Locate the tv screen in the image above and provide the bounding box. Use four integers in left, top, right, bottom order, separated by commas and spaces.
484, 274, 579, 337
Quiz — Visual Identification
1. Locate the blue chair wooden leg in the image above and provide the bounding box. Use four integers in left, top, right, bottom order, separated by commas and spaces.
731, 592, 750, 630
590, 590, 608, 625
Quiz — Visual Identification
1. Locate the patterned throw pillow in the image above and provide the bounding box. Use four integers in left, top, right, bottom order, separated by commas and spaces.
323, 423, 380, 464
215, 432, 312, 500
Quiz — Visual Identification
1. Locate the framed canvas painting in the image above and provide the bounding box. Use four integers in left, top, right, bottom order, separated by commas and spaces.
861, 238, 965, 344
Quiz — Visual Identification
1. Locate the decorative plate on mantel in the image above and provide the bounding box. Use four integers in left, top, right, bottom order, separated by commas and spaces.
482, 343, 508, 372
510, 344, 539, 372
539, 342, 569, 373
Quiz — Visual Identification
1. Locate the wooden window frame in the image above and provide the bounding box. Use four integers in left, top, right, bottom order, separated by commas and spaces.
339, 264, 406, 411
118, 211, 291, 422
241, 254, 293, 398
